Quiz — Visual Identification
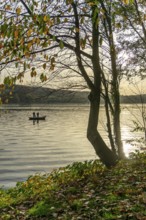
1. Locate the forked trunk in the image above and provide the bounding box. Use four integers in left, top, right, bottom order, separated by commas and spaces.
87, 96, 118, 167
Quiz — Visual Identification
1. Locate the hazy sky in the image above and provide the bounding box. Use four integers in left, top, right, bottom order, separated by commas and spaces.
1, 67, 146, 96
120, 77, 146, 96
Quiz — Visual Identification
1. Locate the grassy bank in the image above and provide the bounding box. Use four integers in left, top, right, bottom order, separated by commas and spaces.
0, 152, 146, 220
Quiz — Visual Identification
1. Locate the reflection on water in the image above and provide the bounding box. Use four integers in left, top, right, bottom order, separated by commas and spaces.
0, 104, 144, 187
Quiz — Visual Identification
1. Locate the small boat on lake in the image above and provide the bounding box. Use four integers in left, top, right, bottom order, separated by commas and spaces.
29, 116, 46, 120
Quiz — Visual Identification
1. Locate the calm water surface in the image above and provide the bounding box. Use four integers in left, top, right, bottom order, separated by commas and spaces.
0, 104, 144, 187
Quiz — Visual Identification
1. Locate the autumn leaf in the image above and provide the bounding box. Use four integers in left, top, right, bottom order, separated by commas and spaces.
64, 18, 68, 23
30, 68, 37, 77
20, 38, 24, 46
27, 42, 32, 50
80, 17, 84, 24
0, 43, 3, 49
24, 51, 30, 57
17, 72, 24, 80
50, 64, 55, 71
43, 63, 46, 69
75, 27, 80, 33
80, 38, 86, 49
66, 0, 73, 5
51, 57, 55, 65
43, 15, 48, 22
27, 29, 33, 37
40, 73, 47, 82
14, 30, 19, 39
5, 5, 11, 10
115, 23, 122, 29
36, 38, 40, 45
123, 0, 129, 4
16, 7, 21, 15
87, 2, 96, 7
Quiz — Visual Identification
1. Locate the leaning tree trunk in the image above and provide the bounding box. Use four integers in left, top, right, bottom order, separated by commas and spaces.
87, 93, 118, 168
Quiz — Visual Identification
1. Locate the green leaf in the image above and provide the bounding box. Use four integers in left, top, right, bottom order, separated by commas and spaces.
4, 76, 12, 86
59, 41, 64, 49
40, 73, 47, 82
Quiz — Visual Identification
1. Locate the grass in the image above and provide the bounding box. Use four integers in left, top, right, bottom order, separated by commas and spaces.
0, 152, 146, 220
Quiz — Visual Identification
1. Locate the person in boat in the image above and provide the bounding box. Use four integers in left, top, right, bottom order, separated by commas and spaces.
33, 112, 36, 118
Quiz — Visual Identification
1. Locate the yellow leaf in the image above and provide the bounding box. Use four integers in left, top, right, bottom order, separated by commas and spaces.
87, 2, 95, 7
123, 0, 129, 4
44, 54, 49, 60
27, 42, 32, 49
20, 38, 24, 45
24, 51, 30, 57
75, 27, 80, 33
50, 64, 55, 71
16, 7, 21, 15
5, 5, 11, 10
36, 38, 40, 45
27, 29, 32, 37
14, 30, 19, 38
43, 15, 48, 22
44, 75, 47, 81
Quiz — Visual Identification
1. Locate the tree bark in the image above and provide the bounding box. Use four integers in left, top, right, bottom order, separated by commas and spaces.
87, 93, 118, 167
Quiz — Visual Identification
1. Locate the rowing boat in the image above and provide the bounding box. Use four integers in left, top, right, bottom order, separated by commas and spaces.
29, 116, 46, 120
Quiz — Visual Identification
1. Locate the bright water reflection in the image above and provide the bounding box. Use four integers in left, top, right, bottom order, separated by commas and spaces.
0, 104, 144, 187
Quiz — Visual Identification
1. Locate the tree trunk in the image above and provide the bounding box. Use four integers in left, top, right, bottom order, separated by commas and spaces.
100, 0, 125, 159
101, 70, 116, 154
87, 94, 118, 168
113, 89, 125, 159
105, 97, 116, 154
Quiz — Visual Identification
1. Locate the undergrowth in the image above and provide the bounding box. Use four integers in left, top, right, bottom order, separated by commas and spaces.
0, 152, 146, 220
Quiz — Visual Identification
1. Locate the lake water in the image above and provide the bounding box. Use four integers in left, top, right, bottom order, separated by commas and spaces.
0, 104, 144, 188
